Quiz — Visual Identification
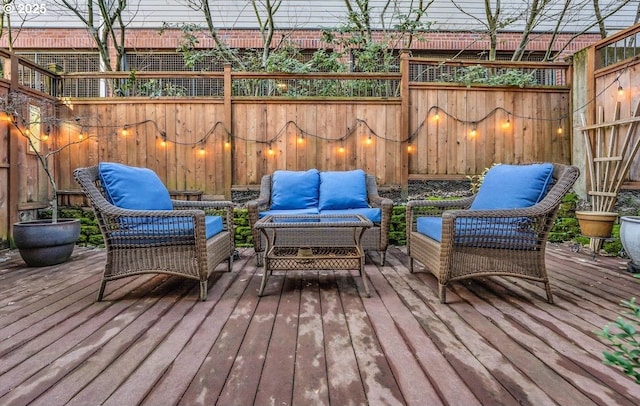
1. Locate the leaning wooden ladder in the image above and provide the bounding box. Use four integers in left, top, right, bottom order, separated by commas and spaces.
580, 99, 640, 251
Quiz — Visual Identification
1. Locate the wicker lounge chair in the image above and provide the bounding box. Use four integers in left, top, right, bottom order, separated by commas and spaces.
74, 163, 235, 301
406, 163, 579, 303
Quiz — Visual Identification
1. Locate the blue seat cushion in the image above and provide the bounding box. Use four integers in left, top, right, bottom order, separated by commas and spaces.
470, 163, 554, 210
270, 169, 320, 210
416, 216, 537, 249
112, 215, 224, 245
99, 162, 172, 210
259, 208, 320, 218
417, 217, 444, 241
318, 169, 369, 210
319, 208, 381, 223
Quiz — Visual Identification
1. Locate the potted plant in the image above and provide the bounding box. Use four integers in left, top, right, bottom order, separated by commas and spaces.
620, 215, 640, 273
2, 92, 85, 266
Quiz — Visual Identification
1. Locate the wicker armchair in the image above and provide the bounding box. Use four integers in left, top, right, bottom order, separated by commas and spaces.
406, 163, 579, 304
74, 164, 235, 301
247, 171, 393, 266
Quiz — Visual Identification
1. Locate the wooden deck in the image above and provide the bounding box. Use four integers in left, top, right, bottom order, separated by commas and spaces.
1, 244, 639, 406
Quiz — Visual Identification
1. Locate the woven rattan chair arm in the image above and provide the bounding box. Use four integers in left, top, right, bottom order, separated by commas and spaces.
172, 200, 233, 209
368, 195, 393, 208
173, 200, 234, 231
406, 196, 474, 209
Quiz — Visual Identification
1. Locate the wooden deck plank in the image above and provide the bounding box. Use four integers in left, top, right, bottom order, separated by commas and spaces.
320, 272, 368, 406
336, 274, 406, 406
254, 274, 301, 406
362, 263, 444, 406
384, 248, 523, 406
292, 272, 330, 405
215, 267, 282, 405
139, 254, 253, 406
373, 254, 482, 406
177, 262, 262, 405
0, 245, 638, 405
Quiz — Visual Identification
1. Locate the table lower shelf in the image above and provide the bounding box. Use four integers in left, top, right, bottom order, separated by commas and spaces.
266, 246, 362, 270
260, 246, 369, 297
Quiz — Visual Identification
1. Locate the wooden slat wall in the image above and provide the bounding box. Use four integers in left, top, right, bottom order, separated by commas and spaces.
230, 101, 403, 187
53, 87, 571, 196
407, 85, 571, 176
56, 99, 227, 195
55, 100, 405, 194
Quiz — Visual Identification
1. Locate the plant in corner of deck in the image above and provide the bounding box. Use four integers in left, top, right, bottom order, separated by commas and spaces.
599, 275, 640, 385
0, 92, 91, 223
467, 163, 501, 194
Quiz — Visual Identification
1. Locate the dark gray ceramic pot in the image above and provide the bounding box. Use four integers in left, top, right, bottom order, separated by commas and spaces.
13, 219, 81, 267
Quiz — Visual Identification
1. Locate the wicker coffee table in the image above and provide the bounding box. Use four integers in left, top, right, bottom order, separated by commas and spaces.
254, 214, 373, 297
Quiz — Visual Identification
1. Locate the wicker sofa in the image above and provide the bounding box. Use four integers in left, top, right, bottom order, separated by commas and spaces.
74, 163, 235, 301
406, 163, 579, 304
247, 169, 393, 266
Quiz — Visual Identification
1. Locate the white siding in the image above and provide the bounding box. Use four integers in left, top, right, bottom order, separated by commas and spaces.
11, 0, 640, 33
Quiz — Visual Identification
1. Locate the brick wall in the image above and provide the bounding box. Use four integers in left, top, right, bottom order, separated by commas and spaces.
1, 28, 602, 69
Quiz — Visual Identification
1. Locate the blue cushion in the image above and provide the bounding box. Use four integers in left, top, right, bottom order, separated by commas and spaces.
417, 217, 443, 241
470, 163, 554, 210
112, 215, 223, 245
415, 216, 537, 249
319, 208, 381, 223
259, 208, 320, 218
205, 215, 224, 239
99, 162, 172, 210
270, 169, 320, 210
318, 170, 369, 210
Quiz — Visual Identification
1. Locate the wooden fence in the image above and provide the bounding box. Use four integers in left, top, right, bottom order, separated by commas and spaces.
0, 50, 576, 244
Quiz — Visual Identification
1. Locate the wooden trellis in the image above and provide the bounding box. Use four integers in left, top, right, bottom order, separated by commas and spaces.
579, 100, 640, 249
580, 100, 640, 212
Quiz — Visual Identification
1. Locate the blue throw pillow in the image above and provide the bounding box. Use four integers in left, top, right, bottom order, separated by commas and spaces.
470, 163, 554, 210
318, 169, 369, 210
270, 169, 320, 210
98, 162, 173, 210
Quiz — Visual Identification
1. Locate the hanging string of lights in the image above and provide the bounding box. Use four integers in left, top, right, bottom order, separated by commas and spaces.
1, 62, 631, 156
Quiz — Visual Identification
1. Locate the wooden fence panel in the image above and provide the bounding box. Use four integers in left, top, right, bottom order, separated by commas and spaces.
53, 91, 569, 194
407, 86, 571, 178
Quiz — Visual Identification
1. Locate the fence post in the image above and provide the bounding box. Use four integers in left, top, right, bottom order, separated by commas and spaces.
223, 63, 233, 199
400, 50, 410, 199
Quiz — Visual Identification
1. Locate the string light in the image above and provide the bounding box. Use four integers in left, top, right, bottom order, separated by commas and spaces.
17, 107, 572, 159
502, 115, 511, 129
198, 141, 206, 155
617, 79, 624, 97
469, 123, 477, 138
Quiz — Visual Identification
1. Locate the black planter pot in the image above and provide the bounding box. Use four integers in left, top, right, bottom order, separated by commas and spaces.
13, 219, 81, 267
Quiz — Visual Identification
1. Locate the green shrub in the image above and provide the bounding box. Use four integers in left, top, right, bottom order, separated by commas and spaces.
600, 277, 640, 385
